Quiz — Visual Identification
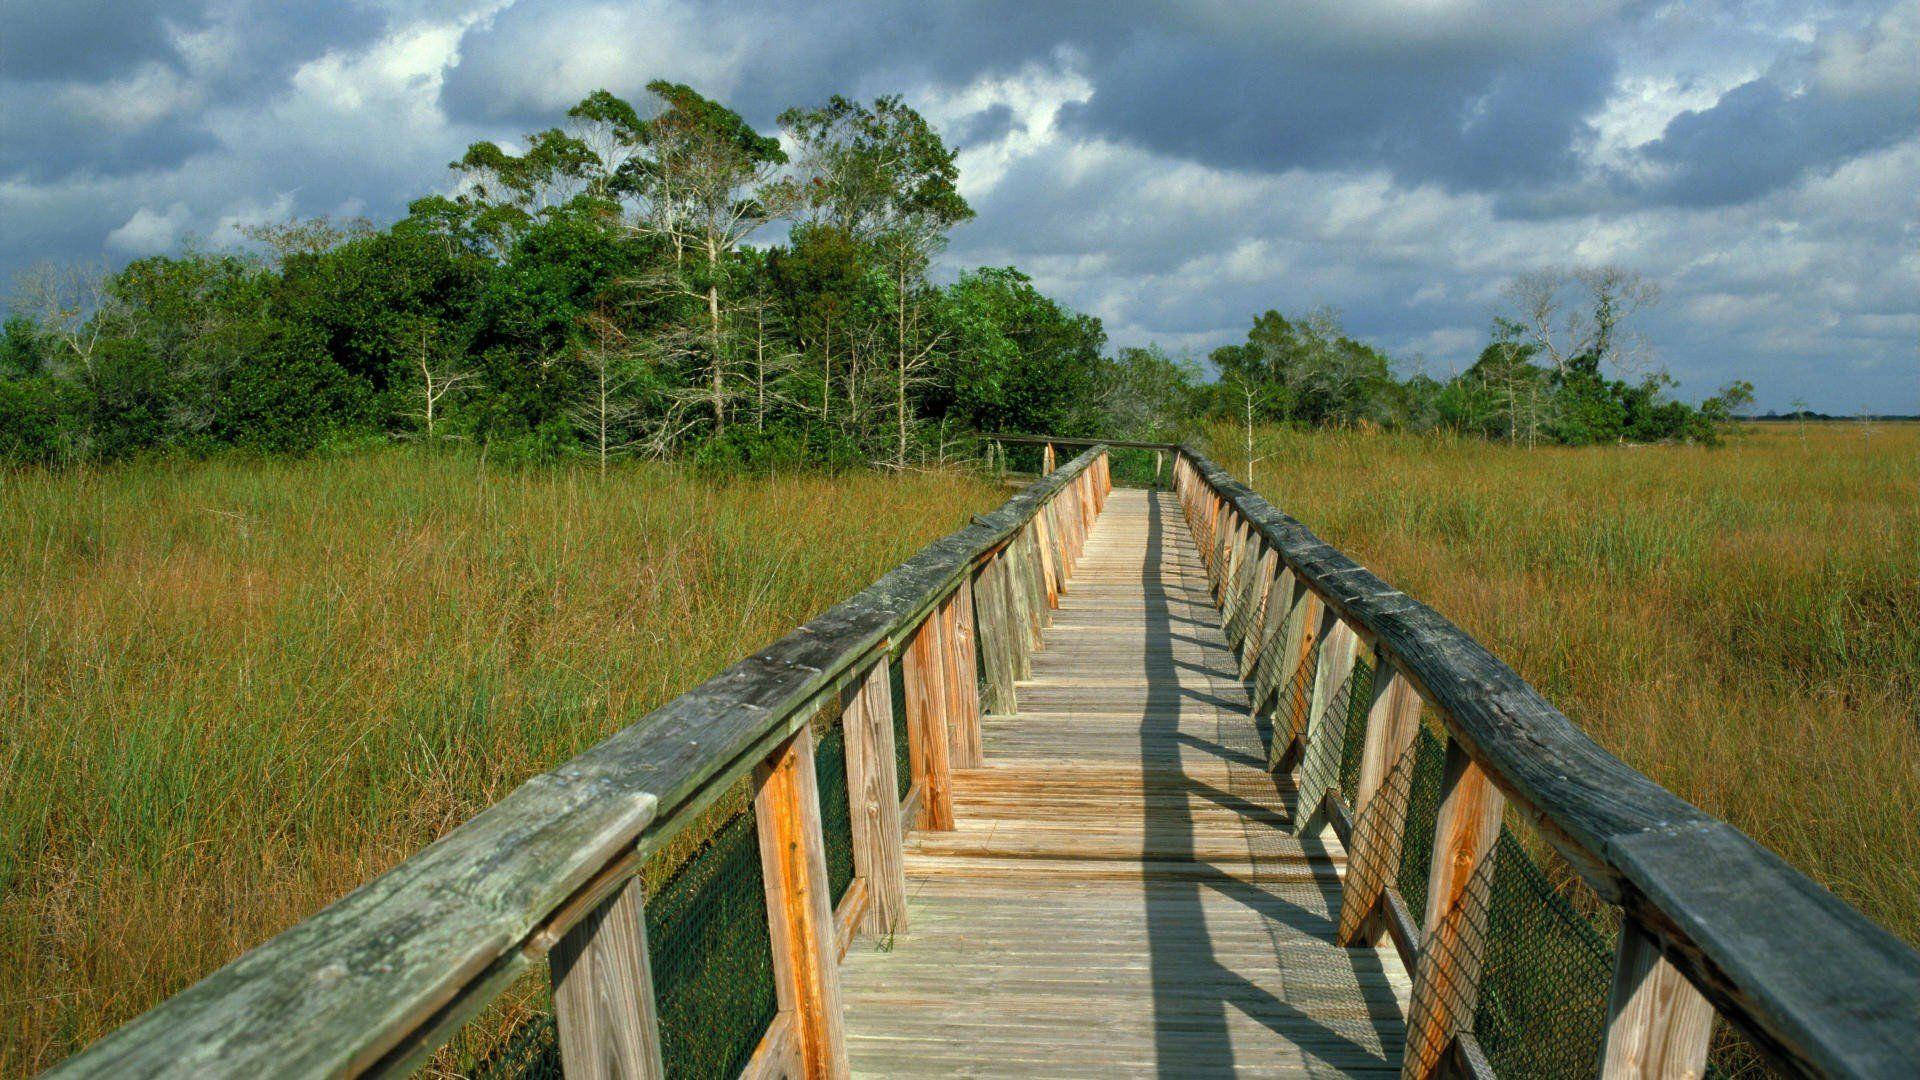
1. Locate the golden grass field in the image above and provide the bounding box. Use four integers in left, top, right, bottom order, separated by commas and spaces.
1213, 420, 1920, 951
0, 452, 1002, 1074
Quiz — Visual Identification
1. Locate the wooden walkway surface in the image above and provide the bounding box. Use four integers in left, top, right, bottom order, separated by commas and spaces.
840, 489, 1411, 1076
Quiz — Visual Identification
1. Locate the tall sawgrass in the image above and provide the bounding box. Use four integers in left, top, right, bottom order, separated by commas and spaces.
1213, 421, 1920, 946
0, 450, 1001, 1073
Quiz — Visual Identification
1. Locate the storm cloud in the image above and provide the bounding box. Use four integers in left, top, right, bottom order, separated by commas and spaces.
1, 0, 1914, 411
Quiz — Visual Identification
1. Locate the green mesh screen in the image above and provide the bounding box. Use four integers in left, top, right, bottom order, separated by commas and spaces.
1470, 829, 1616, 1076
1395, 727, 1448, 920
889, 654, 911, 797
470, 804, 776, 1080
815, 720, 855, 907
1337, 657, 1375, 803
646, 805, 778, 1078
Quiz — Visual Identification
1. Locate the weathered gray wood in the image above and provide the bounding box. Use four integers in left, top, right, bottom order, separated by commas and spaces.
998, 545, 1035, 681
1337, 661, 1426, 947
841, 661, 908, 937
1298, 616, 1360, 801
1267, 580, 1325, 772
1600, 921, 1715, 1079
1174, 446, 1920, 1079
941, 589, 984, 770
971, 558, 1017, 715
550, 878, 665, 1080
1403, 738, 1504, 1080
1237, 547, 1279, 680
754, 729, 850, 1080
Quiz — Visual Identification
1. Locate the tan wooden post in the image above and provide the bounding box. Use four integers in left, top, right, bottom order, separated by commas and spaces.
1154, 449, 1163, 486
1599, 923, 1715, 1079
1043, 442, 1055, 475
1267, 584, 1326, 772
997, 547, 1033, 681
841, 660, 908, 937
1033, 508, 1060, 609
1238, 548, 1280, 679
754, 730, 850, 1080
941, 588, 984, 769
1335, 661, 1425, 946
550, 878, 665, 1080
1403, 739, 1506, 1080
971, 559, 1017, 716
1249, 566, 1300, 710
1296, 616, 1361, 804
902, 610, 954, 831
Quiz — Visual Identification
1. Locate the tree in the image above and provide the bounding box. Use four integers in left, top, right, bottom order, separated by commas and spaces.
1503, 266, 1660, 380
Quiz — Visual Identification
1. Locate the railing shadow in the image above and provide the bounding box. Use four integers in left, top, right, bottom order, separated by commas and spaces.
1137, 492, 1401, 1076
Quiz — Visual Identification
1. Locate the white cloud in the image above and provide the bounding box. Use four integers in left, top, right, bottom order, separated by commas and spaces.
106, 203, 193, 253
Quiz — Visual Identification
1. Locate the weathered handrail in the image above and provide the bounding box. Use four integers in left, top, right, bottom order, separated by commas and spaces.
51, 446, 1114, 1079
1168, 443, 1920, 1079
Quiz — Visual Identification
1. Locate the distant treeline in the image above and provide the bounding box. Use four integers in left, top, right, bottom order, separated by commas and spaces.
1, 84, 1751, 469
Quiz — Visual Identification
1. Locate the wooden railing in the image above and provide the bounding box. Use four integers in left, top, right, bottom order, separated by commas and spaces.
1165, 443, 1920, 1080
49, 447, 1114, 1080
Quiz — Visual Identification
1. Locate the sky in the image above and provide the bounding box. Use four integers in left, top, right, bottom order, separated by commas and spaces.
2, 0, 1915, 413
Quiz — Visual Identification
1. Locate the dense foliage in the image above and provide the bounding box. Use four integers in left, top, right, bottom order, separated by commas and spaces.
1, 86, 1747, 467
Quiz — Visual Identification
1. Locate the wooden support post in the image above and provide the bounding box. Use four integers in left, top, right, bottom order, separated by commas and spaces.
1403, 739, 1506, 1080
550, 878, 665, 1080
1295, 616, 1361, 818
1017, 526, 1046, 645
1599, 923, 1716, 1079
998, 547, 1034, 681
1249, 566, 1298, 706
1238, 548, 1279, 679
1033, 508, 1060, 609
1043, 500, 1072, 592
841, 660, 908, 937
942, 588, 984, 769
902, 611, 954, 831
1043, 442, 1056, 475
754, 731, 850, 1080
1267, 583, 1326, 772
1335, 661, 1425, 946
971, 559, 1017, 716
1154, 449, 1163, 486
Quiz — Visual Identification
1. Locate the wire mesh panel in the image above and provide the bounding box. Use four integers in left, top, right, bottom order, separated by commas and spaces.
889, 653, 911, 797
1471, 829, 1616, 1077
1337, 656, 1375, 805
815, 719, 856, 907
645, 805, 779, 1078
1296, 653, 1372, 817
1269, 636, 1322, 764
1396, 727, 1449, 921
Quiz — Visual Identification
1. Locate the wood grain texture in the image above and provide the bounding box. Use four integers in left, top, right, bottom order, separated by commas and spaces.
943, 586, 984, 771
970, 558, 1016, 717
1402, 740, 1504, 1080
903, 608, 955, 833
1600, 922, 1714, 1080
550, 878, 664, 1080
1173, 446, 1920, 1078
840, 490, 1409, 1077
841, 661, 907, 938
755, 730, 850, 1080
1337, 663, 1426, 948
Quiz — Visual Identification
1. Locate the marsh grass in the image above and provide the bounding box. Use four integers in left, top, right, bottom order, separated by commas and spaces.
1215, 421, 1920, 947
0, 451, 1000, 1074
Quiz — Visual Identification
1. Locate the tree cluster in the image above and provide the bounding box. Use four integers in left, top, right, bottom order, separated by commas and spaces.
0, 86, 1116, 470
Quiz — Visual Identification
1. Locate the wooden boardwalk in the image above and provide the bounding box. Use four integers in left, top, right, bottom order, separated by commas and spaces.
841, 489, 1411, 1077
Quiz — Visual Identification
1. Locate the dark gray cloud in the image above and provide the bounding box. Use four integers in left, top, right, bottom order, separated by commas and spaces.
0, 0, 1915, 413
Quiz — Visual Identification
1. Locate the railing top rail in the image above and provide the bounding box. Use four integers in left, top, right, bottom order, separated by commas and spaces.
983, 433, 1180, 451
53, 445, 1110, 1080
1173, 444, 1920, 1079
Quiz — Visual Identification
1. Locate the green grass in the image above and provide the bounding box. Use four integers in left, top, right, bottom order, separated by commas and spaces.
1212, 420, 1920, 949
0, 450, 1001, 1074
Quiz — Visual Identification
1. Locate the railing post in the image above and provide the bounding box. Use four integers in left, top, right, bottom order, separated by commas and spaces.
1043, 442, 1055, 475
1296, 616, 1361, 816
997, 546, 1034, 681
1336, 660, 1424, 946
941, 588, 984, 769
1249, 566, 1298, 709
1238, 548, 1279, 680
754, 729, 850, 1080
1599, 923, 1715, 1079
1017, 525, 1046, 645
550, 878, 666, 1080
971, 557, 1017, 716
1267, 584, 1326, 772
903, 609, 955, 831
841, 659, 908, 936
1033, 505, 1060, 609
1403, 738, 1506, 1080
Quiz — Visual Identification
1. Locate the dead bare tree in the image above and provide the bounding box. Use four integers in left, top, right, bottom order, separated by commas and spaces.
411, 323, 474, 440
1503, 266, 1661, 379
10, 260, 115, 379
568, 311, 648, 474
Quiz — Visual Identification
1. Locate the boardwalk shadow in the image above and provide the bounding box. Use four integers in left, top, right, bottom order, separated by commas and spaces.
1137, 492, 1399, 1077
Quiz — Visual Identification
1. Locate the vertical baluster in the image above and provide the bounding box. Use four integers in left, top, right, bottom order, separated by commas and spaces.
1238, 548, 1280, 680
971, 559, 1017, 717
1336, 659, 1425, 946
998, 546, 1033, 681
903, 608, 954, 831
1033, 504, 1060, 609
1403, 738, 1505, 1080
754, 730, 850, 1080
1295, 616, 1361, 818
550, 878, 665, 1080
941, 589, 985, 770
1599, 923, 1715, 1079
1267, 583, 1326, 772
1248, 566, 1299, 712
1043, 442, 1056, 475
841, 659, 908, 937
